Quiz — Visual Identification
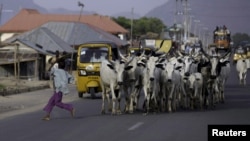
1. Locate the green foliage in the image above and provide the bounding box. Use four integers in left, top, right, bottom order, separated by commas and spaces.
112, 16, 166, 39
0, 84, 5, 90
232, 33, 250, 46
112, 16, 131, 30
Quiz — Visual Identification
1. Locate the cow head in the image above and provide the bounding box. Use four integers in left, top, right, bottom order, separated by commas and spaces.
107, 60, 126, 85
165, 60, 177, 83
200, 47, 231, 79
147, 56, 159, 81
182, 56, 195, 77
123, 56, 137, 82
188, 73, 202, 97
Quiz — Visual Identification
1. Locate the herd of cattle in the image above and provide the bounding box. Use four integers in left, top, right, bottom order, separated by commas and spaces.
99, 46, 248, 115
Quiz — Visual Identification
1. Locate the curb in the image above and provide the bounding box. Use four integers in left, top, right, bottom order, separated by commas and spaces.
0, 85, 50, 96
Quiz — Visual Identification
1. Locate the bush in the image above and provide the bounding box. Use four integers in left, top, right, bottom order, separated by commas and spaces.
0, 84, 6, 90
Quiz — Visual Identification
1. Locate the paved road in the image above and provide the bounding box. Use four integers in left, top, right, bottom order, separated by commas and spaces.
0, 62, 250, 141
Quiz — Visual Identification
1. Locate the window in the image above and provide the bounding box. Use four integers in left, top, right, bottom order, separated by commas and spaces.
80, 47, 108, 63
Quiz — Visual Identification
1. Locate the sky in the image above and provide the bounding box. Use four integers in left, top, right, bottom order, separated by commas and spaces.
33, 0, 168, 16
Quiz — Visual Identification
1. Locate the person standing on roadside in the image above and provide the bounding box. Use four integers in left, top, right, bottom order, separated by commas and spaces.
42, 59, 75, 121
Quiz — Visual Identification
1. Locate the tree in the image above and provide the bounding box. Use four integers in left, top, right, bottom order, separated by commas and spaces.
112, 16, 131, 30
112, 16, 166, 39
134, 17, 166, 39
232, 33, 250, 46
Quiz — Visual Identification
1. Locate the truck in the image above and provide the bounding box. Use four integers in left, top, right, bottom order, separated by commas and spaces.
213, 26, 231, 51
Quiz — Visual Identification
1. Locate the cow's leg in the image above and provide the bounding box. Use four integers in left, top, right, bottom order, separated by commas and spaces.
143, 86, 150, 115
183, 81, 190, 109
124, 85, 131, 113
110, 84, 117, 115
215, 80, 220, 104
161, 85, 166, 112
124, 94, 129, 113
194, 87, 200, 110
208, 82, 214, 109
220, 81, 225, 103
151, 84, 159, 113
134, 77, 141, 108
162, 88, 166, 112
239, 72, 243, 85
199, 87, 204, 110
101, 88, 106, 114
211, 82, 217, 109
129, 86, 138, 113
243, 72, 247, 86
129, 85, 141, 113
221, 86, 225, 103
217, 81, 221, 103
135, 87, 142, 110
172, 87, 178, 112
221, 82, 224, 103
107, 90, 112, 112
164, 86, 169, 111
124, 96, 130, 113
116, 89, 122, 115
120, 85, 129, 113
168, 84, 175, 113
175, 87, 181, 109
189, 89, 194, 110
180, 83, 187, 109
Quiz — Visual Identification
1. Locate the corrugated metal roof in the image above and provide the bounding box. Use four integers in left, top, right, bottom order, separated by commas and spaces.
41, 21, 128, 46
5, 21, 128, 54
5, 27, 74, 53
16, 39, 53, 55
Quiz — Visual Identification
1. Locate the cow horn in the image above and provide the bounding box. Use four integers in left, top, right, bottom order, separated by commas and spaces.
159, 53, 166, 58
125, 56, 135, 66
118, 48, 128, 62
177, 50, 184, 57
107, 60, 116, 66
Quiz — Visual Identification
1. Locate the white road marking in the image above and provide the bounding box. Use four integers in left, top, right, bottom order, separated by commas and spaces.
128, 122, 144, 131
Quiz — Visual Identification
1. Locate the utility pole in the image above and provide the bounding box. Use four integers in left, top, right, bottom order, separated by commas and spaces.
193, 19, 200, 37
0, 4, 2, 26
182, 0, 188, 42
173, 0, 178, 41
14, 43, 20, 88
130, 7, 134, 47
0, 4, 2, 45
174, 0, 178, 24
77, 1, 84, 21
187, 15, 194, 39
70, 1, 84, 73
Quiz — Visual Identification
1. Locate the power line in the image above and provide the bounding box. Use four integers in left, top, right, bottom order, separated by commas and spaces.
192, 13, 250, 18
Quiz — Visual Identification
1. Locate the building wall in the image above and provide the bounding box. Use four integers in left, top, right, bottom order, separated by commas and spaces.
1, 33, 15, 42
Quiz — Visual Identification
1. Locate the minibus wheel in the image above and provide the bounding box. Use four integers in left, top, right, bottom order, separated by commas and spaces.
90, 87, 96, 99
78, 92, 83, 98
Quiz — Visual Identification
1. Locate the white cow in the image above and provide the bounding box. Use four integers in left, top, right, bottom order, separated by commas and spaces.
100, 54, 138, 115
153, 58, 168, 112
156, 57, 186, 112
136, 56, 159, 114
188, 72, 203, 109
100, 59, 128, 115
112, 53, 146, 114
236, 58, 250, 86
128, 61, 145, 113
116, 55, 140, 113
